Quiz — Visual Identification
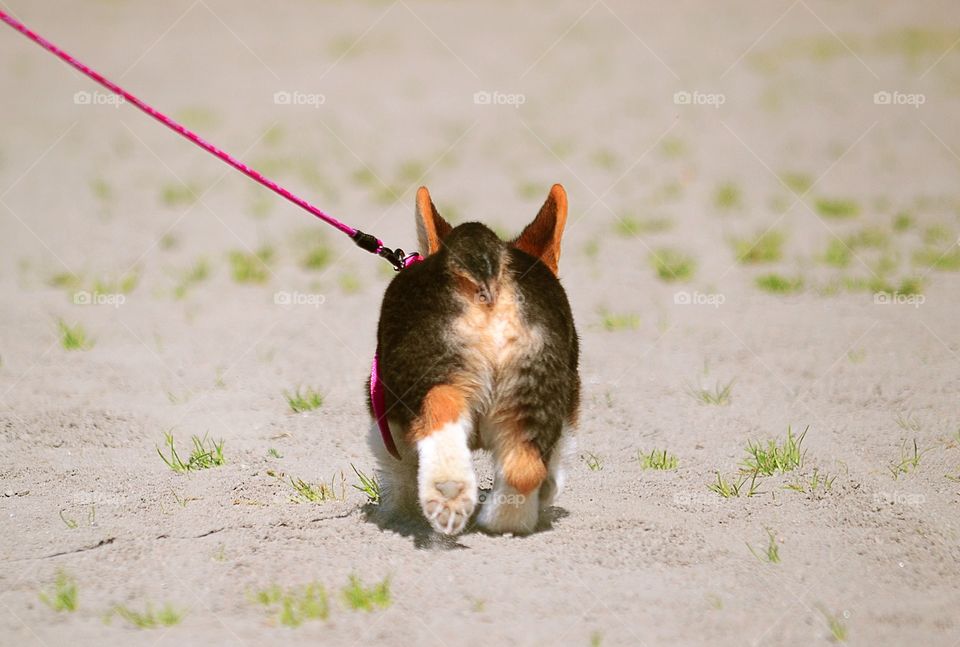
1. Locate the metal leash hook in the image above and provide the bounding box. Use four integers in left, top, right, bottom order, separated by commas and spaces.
352, 230, 422, 271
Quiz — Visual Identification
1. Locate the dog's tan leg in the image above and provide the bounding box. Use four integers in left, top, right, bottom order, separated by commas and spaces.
477, 417, 547, 534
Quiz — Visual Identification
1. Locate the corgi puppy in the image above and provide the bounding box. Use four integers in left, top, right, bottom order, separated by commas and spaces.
368, 184, 579, 535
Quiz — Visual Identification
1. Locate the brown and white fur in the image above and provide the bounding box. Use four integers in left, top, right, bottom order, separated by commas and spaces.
367, 184, 580, 535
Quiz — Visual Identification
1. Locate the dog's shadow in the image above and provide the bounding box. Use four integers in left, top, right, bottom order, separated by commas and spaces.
362, 493, 569, 549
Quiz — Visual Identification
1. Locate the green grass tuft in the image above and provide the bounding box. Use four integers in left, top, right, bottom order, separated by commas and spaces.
888, 438, 928, 479
755, 273, 804, 294
650, 248, 696, 282
847, 226, 890, 249
733, 230, 785, 264
598, 308, 641, 332
659, 137, 686, 158
341, 575, 391, 612
299, 232, 333, 271
110, 603, 183, 629
747, 528, 781, 563
784, 468, 836, 494
40, 570, 78, 612
819, 607, 848, 642
157, 432, 225, 473
689, 380, 734, 406
228, 247, 273, 284
822, 239, 852, 267
173, 259, 210, 299
58, 320, 94, 351
351, 464, 381, 504
159, 183, 198, 208
913, 246, 960, 271
338, 272, 363, 294
708, 469, 763, 498
814, 198, 860, 219
742, 426, 807, 476
714, 182, 742, 210
892, 211, 913, 232
638, 449, 678, 470
615, 215, 673, 237
582, 452, 603, 471
254, 582, 329, 627
289, 473, 344, 503
778, 172, 813, 195
285, 387, 324, 413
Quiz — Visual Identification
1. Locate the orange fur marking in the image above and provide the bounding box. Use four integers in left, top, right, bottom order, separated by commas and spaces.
498, 418, 547, 494
408, 384, 468, 442
416, 186, 452, 255
511, 184, 568, 276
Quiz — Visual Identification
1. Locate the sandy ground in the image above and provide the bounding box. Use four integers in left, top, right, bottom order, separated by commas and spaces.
2, 1, 960, 645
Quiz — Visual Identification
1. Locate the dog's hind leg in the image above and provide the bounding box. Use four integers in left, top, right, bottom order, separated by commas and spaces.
476, 416, 548, 535
409, 384, 478, 535
367, 419, 419, 521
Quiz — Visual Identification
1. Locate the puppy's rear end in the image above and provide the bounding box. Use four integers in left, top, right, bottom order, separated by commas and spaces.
369, 185, 579, 535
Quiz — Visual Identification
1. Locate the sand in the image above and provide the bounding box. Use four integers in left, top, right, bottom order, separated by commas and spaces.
1, 1, 959, 645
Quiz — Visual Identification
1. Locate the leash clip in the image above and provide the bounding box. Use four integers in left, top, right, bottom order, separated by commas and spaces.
352, 229, 422, 271
379, 247, 423, 271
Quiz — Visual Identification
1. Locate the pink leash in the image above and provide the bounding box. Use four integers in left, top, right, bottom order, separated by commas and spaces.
1, 9, 421, 459
0, 9, 421, 271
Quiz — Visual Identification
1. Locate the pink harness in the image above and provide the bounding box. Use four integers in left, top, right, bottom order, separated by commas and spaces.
369, 253, 423, 460
1, 10, 421, 458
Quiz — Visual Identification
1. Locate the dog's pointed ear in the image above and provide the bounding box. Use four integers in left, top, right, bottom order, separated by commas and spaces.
512, 184, 568, 276
415, 186, 452, 256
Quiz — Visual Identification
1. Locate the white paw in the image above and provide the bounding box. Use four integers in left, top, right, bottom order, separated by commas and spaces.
417, 418, 477, 535
421, 477, 477, 534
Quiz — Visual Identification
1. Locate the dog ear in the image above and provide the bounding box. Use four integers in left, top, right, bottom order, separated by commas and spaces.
415, 186, 452, 255
511, 184, 568, 276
